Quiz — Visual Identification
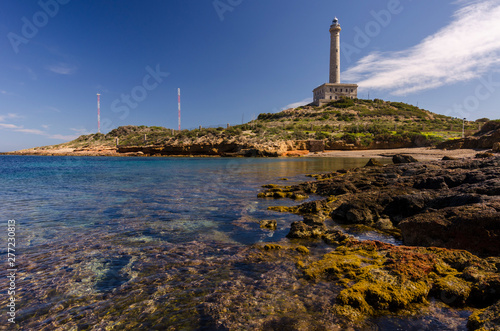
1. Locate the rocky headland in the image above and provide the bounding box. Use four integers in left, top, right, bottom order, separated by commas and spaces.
439, 120, 500, 151
254, 155, 500, 330
4, 100, 498, 158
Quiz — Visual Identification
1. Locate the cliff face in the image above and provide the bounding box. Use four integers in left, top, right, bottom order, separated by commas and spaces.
114, 139, 419, 157
438, 121, 500, 150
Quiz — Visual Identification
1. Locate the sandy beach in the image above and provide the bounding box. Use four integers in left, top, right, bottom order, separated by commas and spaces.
306, 147, 481, 161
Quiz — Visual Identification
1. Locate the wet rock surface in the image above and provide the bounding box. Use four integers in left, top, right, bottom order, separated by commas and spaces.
260, 156, 500, 256
258, 156, 500, 329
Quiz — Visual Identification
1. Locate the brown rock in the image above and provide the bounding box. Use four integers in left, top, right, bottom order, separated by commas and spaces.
493, 142, 500, 153
364, 158, 383, 167
392, 154, 419, 164
399, 206, 500, 256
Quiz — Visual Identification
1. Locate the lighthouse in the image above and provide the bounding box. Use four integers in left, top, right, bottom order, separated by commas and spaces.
313, 17, 358, 106
330, 17, 341, 84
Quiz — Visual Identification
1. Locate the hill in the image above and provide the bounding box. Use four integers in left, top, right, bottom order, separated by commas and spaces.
7, 99, 494, 157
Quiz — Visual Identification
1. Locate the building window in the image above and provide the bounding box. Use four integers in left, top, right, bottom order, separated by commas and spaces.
351, 89, 353, 92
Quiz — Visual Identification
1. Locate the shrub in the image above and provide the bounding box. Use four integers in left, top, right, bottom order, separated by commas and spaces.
292, 130, 308, 140
336, 113, 356, 122
315, 131, 329, 140
328, 97, 355, 109
341, 133, 358, 144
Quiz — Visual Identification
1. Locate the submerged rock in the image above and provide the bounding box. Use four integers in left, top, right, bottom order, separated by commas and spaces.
467, 300, 500, 331
260, 219, 277, 230
299, 239, 500, 324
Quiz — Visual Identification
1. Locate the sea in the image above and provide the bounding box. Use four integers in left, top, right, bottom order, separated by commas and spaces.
0, 155, 471, 330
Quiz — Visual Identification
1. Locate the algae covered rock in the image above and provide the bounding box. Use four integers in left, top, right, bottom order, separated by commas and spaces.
263, 243, 282, 251
467, 300, 500, 331
298, 239, 500, 323
258, 184, 309, 200
286, 221, 327, 239
260, 219, 277, 230
295, 246, 310, 255
430, 275, 471, 306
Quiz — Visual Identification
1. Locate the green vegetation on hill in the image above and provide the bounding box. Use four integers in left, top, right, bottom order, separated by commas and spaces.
35, 98, 488, 151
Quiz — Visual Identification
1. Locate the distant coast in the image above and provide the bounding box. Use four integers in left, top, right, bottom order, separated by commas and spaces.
1, 146, 483, 161
2, 100, 499, 159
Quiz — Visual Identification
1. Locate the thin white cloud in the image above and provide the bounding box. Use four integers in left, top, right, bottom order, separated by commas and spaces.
15, 128, 45, 135
0, 123, 22, 129
281, 97, 313, 110
0, 120, 78, 141
0, 90, 15, 96
343, 0, 500, 95
46, 63, 77, 75
0, 113, 21, 122
70, 127, 92, 135
49, 134, 79, 140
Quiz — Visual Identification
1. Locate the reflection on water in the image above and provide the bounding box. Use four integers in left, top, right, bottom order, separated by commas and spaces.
0, 156, 468, 329
1, 156, 383, 249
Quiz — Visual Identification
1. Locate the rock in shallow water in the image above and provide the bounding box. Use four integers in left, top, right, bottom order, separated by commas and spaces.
393, 154, 419, 164
273, 156, 500, 256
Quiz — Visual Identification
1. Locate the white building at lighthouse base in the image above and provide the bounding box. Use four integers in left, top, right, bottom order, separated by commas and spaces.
313, 83, 358, 107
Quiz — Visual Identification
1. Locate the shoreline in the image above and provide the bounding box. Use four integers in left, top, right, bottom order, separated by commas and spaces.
305, 147, 482, 161
1, 147, 484, 160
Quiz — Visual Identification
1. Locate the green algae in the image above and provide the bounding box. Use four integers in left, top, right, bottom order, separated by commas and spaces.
258, 184, 309, 200
431, 275, 472, 306
296, 246, 310, 255
264, 244, 282, 251
297, 242, 500, 323
260, 219, 277, 230
467, 300, 500, 331
267, 206, 298, 213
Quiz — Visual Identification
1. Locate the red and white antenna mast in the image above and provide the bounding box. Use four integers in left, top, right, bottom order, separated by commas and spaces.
97, 93, 101, 133
177, 88, 181, 131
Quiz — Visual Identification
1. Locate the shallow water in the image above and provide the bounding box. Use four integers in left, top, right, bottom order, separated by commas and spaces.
0, 156, 470, 330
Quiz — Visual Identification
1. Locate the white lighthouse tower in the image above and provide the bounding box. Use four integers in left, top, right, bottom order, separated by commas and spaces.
313, 17, 358, 106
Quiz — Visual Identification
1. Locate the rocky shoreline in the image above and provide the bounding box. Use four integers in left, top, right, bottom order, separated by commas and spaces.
0, 145, 486, 161
255, 155, 500, 329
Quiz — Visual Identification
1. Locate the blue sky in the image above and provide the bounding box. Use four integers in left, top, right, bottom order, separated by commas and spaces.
1, 0, 500, 151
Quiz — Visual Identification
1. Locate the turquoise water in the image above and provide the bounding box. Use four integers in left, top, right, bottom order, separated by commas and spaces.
0, 156, 376, 249
0, 156, 468, 330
